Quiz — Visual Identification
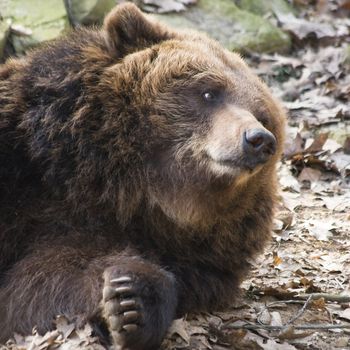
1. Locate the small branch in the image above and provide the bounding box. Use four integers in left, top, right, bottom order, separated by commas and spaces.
233, 292, 350, 334
266, 300, 308, 306
251, 288, 350, 303
225, 323, 350, 331
286, 294, 312, 326
296, 293, 350, 303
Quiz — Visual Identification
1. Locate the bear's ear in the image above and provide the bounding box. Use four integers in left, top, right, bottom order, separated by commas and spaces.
104, 3, 174, 56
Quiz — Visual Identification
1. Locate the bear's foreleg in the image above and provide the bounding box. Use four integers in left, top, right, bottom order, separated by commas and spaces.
101, 260, 177, 350
0, 246, 177, 350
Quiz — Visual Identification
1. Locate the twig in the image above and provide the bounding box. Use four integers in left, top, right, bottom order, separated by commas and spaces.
234, 292, 350, 334
286, 294, 312, 326
252, 288, 350, 303
266, 300, 308, 307
296, 293, 350, 303
225, 323, 350, 331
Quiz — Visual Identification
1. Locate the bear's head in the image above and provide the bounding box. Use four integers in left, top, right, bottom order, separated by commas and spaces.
94, 3, 286, 228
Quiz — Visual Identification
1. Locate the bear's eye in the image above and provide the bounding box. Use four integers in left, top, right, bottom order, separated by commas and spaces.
202, 91, 216, 102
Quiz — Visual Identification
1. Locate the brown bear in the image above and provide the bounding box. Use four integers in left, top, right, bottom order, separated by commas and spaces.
0, 3, 285, 350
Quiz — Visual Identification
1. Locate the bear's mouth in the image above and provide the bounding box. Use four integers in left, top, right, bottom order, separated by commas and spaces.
206, 154, 264, 178
218, 159, 264, 173
205, 154, 248, 176
218, 158, 251, 170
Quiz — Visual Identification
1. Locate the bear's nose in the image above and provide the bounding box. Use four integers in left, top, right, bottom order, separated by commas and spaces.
243, 128, 276, 168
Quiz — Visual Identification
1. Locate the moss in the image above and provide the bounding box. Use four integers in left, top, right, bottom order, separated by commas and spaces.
235, 0, 294, 16
64, 0, 115, 26
0, 0, 291, 55
1, 0, 67, 54
156, 0, 291, 53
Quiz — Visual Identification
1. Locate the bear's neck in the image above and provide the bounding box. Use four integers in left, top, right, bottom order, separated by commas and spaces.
136, 183, 275, 269
146, 168, 276, 230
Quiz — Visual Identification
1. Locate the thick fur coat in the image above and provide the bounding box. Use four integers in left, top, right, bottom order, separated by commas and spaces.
0, 3, 285, 350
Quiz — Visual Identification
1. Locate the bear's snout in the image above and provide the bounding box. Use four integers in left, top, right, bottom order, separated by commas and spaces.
243, 128, 276, 169
204, 106, 278, 175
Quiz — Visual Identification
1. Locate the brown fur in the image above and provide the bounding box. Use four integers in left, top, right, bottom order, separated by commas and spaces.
0, 3, 285, 349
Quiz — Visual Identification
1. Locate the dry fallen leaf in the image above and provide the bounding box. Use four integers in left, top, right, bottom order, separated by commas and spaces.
276, 12, 337, 40
246, 333, 299, 350
284, 132, 304, 158
167, 318, 191, 345
54, 316, 75, 340
304, 133, 329, 153
259, 309, 272, 325
339, 308, 350, 321
271, 311, 284, 327
321, 193, 350, 211
278, 325, 312, 340
273, 252, 283, 266
305, 219, 334, 241
310, 297, 326, 310
322, 138, 343, 154
334, 337, 349, 348
298, 167, 322, 183
279, 166, 301, 192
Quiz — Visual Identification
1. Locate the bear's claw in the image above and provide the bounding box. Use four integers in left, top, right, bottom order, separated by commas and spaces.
102, 263, 177, 350
110, 276, 132, 284
103, 274, 144, 348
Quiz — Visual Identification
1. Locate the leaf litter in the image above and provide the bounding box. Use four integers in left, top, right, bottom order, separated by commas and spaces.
1, 1, 350, 350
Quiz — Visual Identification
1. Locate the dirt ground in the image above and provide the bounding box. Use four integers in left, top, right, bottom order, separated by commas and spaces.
162, 4, 350, 347
160, 28, 350, 347
160, 2, 350, 349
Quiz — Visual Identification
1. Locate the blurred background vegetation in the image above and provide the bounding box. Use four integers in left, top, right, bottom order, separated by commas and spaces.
0, 0, 298, 61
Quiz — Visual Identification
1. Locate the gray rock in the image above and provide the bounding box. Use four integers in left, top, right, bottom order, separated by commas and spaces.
235, 0, 294, 16
154, 0, 291, 53
0, 19, 11, 60
64, 0, 115, 26
0, 0, 291, 56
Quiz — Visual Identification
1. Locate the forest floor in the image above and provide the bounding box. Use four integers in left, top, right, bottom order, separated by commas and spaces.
1, 1, 350, 350
161, 2, 350, 349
